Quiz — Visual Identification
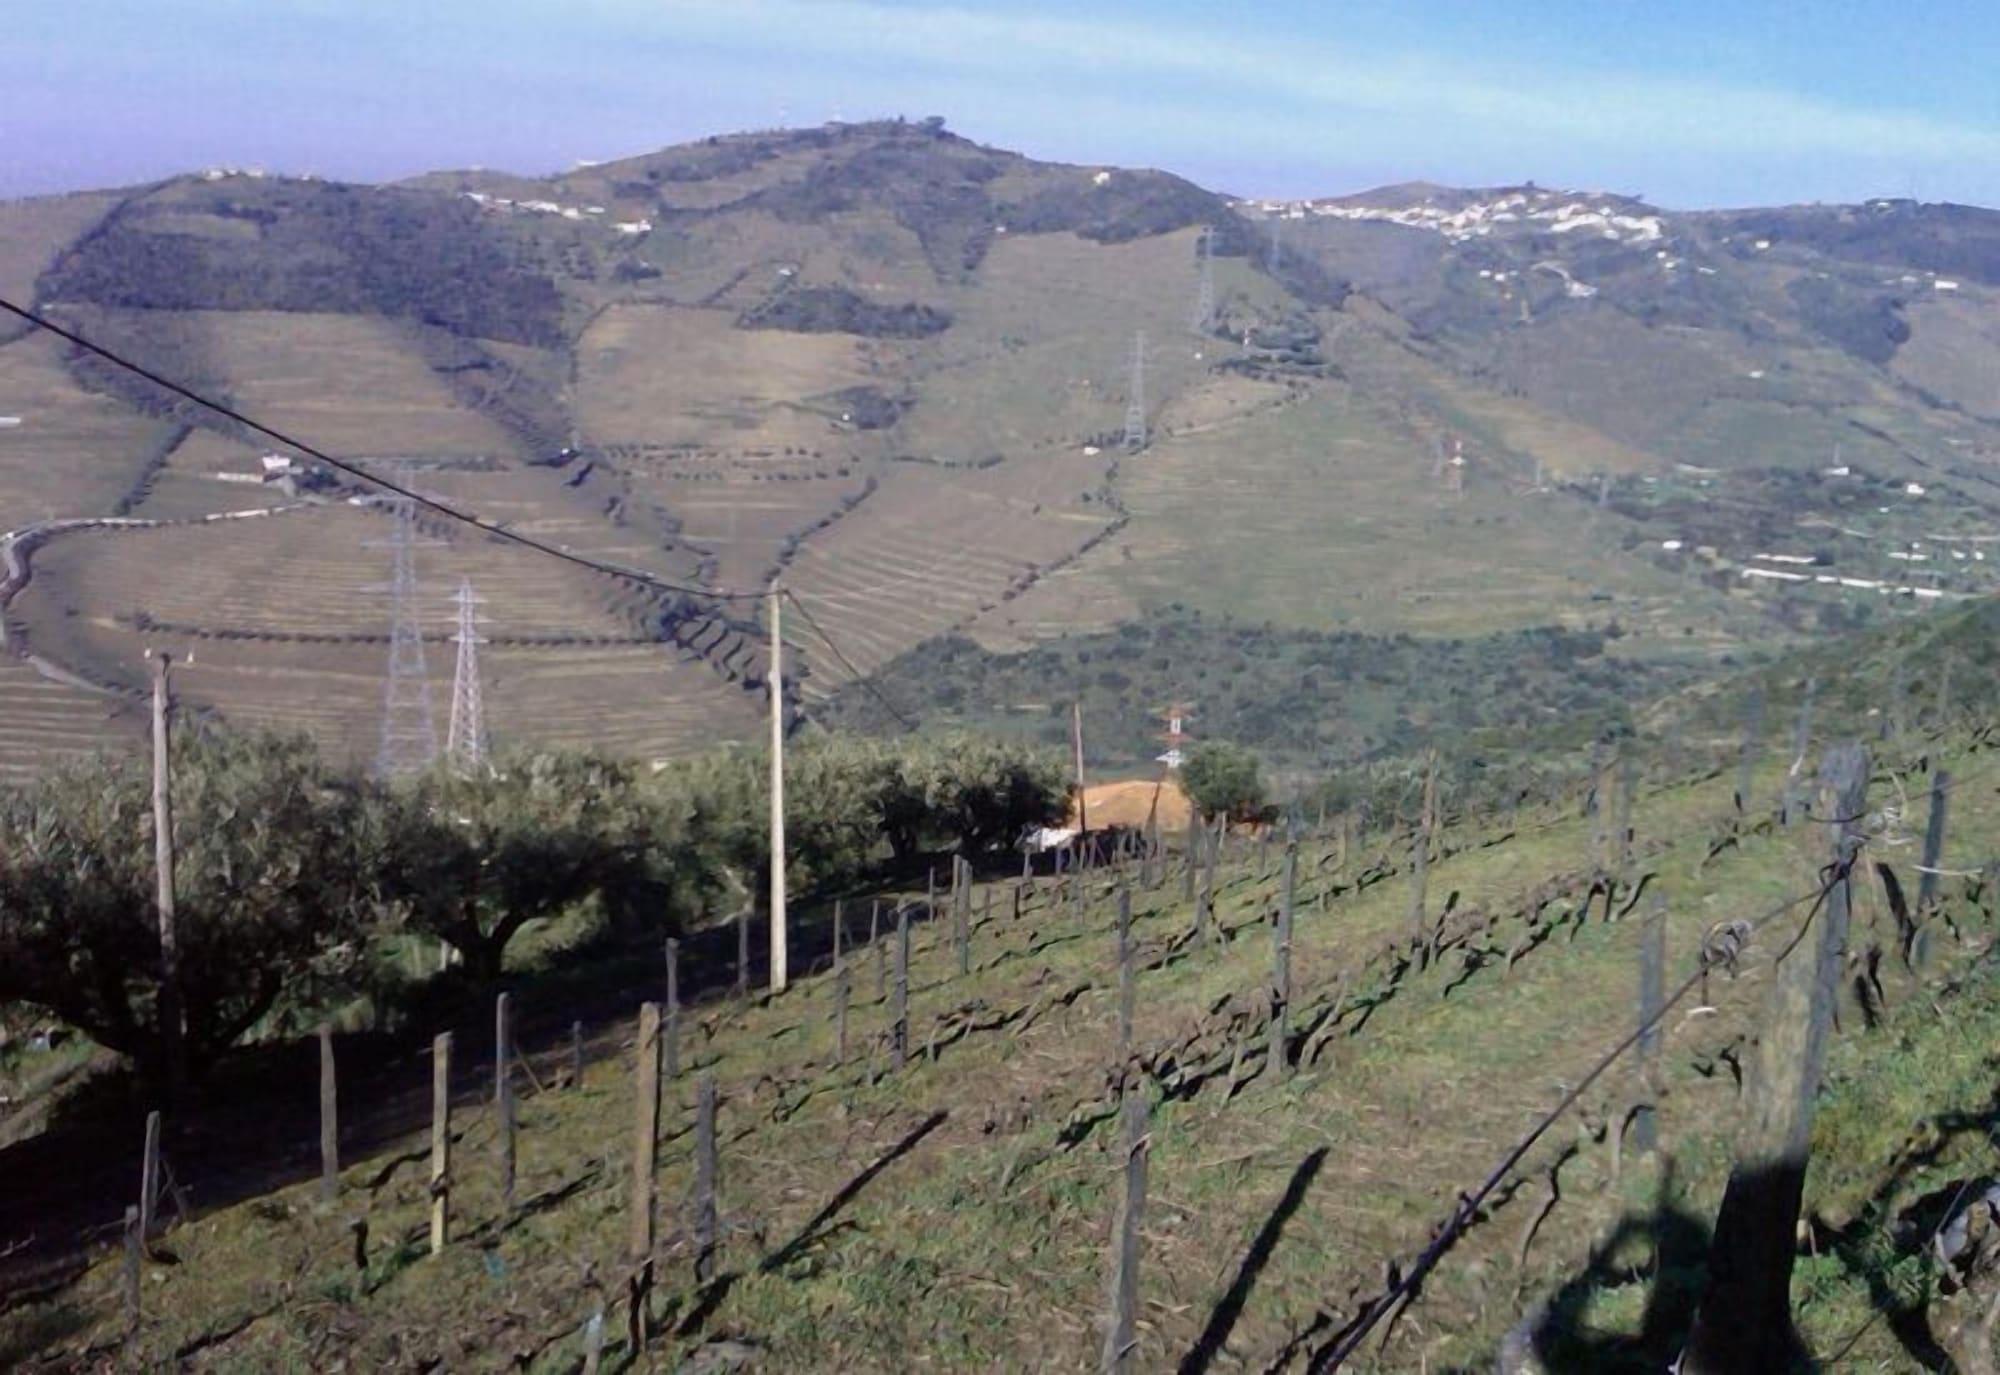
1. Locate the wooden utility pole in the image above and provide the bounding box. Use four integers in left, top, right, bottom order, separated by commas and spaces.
147, 651, 187, 1104
1682, 743, 1868, 1374
1073, 701, 1089, 835
768, 584, 788, 993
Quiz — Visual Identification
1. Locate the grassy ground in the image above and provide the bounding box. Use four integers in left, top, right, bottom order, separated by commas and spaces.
8, 728, 1999, 1371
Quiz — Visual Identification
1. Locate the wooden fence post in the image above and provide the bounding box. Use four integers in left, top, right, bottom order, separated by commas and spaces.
1735, 686, 1764, 814
893, 904, 911, 1071
1116, 886, 1135, 1060
871, 901, 885, 1002
694, 1072, 719, 1283
835, 952, 850, 1067
1100, 1093, 1150, 1373
571, 1020, 584, 1091
139, 1109, 161, 1243
496, 992, 515, 1216
1782, 678, 1817, 826
1885, 656, 1906, 746
736, 909, 750, 1004
1074, 860, 1087, 926
1614, 751, 1637, 898
1938, 649, 1955, 732
1681, 742, 1868, 1374
430, 1032, 452, 1255
1182, 807, 1198, 903
956, 857, 972, 976
1269, 839, 1296, 1079
627, 1003, 663, 1352
664, 938, 681, 1081
318, 1023, 339, 1202
629, 1003, 661, 1266
1407, 816, 1431, 958
123, 1204, 142, 1333
1914, 767, 1951, 969
1634, 892, 1666, 1156
1203, 815, 1222, 944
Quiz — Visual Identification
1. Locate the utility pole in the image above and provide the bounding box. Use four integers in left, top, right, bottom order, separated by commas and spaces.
1073, 701, 1089, 836
148, 650, 187, 1104
768, 583, 788, 994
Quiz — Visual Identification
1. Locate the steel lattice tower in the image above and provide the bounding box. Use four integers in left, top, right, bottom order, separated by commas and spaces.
446, 578, 488, 774
1122, 331, 1147, 452
1190, 228, 1215, 336
373, 496, 438, 778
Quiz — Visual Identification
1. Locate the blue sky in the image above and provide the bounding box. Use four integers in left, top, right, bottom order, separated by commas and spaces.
8, 0, 2000, 207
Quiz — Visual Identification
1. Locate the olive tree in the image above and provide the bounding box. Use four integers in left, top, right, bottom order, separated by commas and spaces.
1180, 740, 1268, 822
377, 750, 661, 982
0, 730, 380, 1085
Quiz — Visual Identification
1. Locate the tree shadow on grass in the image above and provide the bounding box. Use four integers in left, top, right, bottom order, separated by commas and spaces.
1517, 1158, 1712, 1374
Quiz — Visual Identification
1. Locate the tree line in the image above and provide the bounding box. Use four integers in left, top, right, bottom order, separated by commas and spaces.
0, 727, 1068, 1089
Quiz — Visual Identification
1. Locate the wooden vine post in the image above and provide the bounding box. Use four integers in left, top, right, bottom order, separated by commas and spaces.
429, 1032, 452, 1255
1269, 837, 1296, 1079
318, 1023, 339, 1202
1734, 686, 1764, 814
664, 938, 681, 1080
1916, 766, 1952, 939
1100, 1093, 1150, 1373
1681, 742, 1867, 1374
138, 1109, 162, 1244
1408, 755, 1436, 958
892, 904, 911, 1071
628, 1002, 662, 1343
495, 992, 515, 1216
1634, 892, 1666, 1156
1116, 886, 1135, 1060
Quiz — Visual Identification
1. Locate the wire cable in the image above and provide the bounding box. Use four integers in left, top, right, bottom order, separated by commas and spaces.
781, 589, 917, 729
1310, 856, 1854, 1370
0, 295, 763, 603
1, 295, 924, 725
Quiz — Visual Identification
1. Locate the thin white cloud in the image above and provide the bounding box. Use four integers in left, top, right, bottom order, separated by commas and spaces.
604, 0, 2000, 167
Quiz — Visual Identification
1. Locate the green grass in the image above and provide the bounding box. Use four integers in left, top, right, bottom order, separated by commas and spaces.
11, 729, 2000, 1369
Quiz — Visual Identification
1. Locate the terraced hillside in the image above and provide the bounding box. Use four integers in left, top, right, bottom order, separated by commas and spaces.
10, 124, 2000, 769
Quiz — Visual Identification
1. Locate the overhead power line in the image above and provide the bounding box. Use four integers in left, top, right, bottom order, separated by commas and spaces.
1311, 859, 1855, 1370
0, 295, 919, 726
0, 296, 760, 603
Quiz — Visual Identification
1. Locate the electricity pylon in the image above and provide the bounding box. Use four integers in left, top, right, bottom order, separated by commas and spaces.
1191, 228, 1215, 335
370, 495, 439, 779
446, 578, 488, 774
1123, 331, 1147, 452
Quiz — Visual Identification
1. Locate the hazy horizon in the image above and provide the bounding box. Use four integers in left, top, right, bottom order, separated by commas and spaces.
10, 1, 2000, 210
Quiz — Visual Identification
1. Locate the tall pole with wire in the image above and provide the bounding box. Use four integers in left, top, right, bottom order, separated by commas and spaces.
768, 584, 788, 994
148, 650, 187, 1104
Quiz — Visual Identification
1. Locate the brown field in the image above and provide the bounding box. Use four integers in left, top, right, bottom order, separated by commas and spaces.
0, 333, 181, 523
